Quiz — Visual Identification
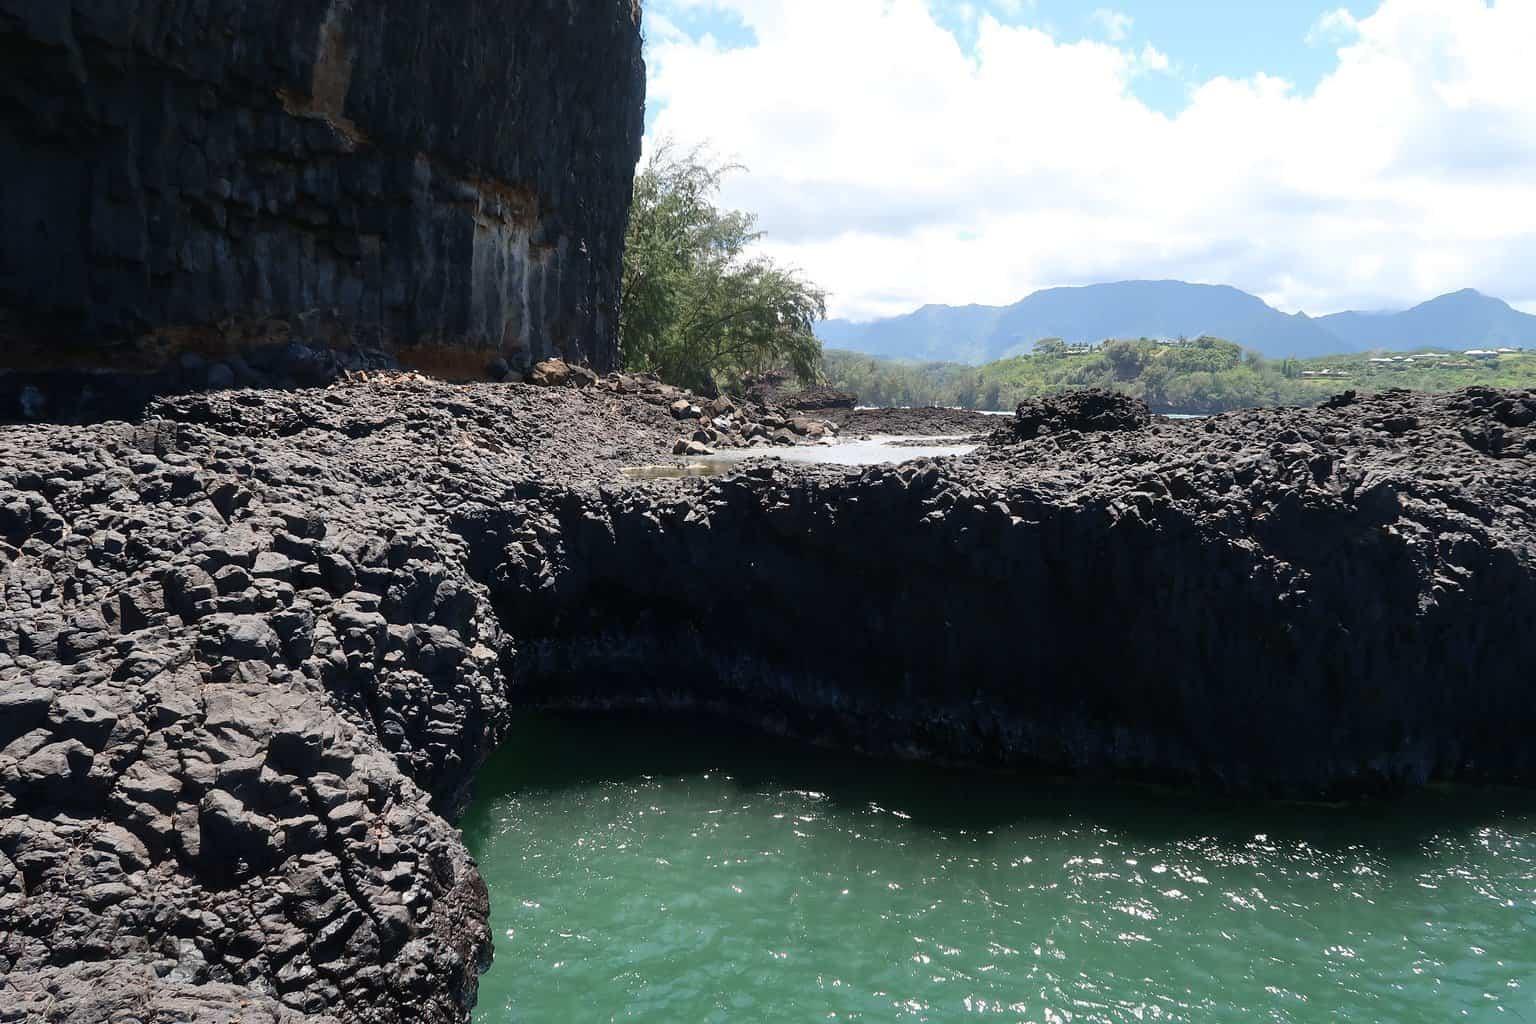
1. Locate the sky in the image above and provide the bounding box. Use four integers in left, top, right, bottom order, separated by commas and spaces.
641, 0, 1536, 321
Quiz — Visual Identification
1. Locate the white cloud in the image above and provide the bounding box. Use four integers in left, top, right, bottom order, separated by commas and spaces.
1091, 8, 1134, 42
645, 0, 1536, 320
1307, 8, 1360, 46
1134, 43, 1170, 74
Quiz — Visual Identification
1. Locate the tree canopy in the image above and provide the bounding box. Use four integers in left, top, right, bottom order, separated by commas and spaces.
822, 338, 1536, 413
620, 144, 827, 394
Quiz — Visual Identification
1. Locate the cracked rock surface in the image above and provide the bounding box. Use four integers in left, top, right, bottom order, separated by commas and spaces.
0, 379, 671, 1021
1, 379, 1534, 1020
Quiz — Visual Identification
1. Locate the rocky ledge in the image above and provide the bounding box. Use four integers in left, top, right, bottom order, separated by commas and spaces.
831, 404, 1004, 438
1, 381, 1533, 1020
526, 359, 846, 453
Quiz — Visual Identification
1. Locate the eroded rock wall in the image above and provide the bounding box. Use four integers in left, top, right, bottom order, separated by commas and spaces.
0, 0, 644, 411
485, 389, 1536, 796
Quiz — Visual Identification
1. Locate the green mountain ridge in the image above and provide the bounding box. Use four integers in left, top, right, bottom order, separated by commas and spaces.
818, 281, 1536, 363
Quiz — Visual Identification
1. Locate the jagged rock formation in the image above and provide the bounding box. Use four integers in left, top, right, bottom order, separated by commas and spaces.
0, 378, 682, 1023
1, 963, 338, 1023
493, 389, 1536, 795
782, 387, 858, 414
0, 0, 645, 419
527, 358, 846, 452
1007, 388, 1152, 440
0, 380, 1534, 1019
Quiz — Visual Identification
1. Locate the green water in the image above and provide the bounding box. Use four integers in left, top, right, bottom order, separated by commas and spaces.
461, 716, 1536, 1023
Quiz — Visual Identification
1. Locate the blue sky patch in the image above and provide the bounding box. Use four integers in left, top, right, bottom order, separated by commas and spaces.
647, 1, 1377, 118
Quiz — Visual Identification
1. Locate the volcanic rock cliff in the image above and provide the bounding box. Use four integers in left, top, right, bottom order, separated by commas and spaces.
0, 378, 1533, 1020
0, 0, 645, 418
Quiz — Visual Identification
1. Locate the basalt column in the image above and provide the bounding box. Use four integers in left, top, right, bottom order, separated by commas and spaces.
0, 0, 645, 394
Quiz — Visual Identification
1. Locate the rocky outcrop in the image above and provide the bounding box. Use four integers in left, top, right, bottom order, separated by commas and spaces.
0, 378, 677, 1023
1007, 388, 1152, 440
743, 372, 857, 412
489, 390, 1536, 797
526, 359, 843, 452
825, 391, 1149, 440
0, 0, 645, 419
779, 386, 859, 414
1, 963, 340, 1023
0, 381, 1534, 1018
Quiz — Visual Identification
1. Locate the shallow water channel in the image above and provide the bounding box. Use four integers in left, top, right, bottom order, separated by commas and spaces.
621, 436, 979, 480
462, 715, 1536, 1023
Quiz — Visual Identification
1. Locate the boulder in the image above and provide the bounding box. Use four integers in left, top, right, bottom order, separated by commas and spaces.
1007, 389, 1151, 441
531, 360, 573, 387
788, 417, 827, 438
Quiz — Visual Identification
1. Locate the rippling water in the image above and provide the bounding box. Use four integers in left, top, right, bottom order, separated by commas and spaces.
461, 715, 1536, 1022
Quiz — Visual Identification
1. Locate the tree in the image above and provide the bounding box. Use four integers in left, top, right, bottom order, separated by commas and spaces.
1102, 339, 1148, 381
1136, 362, 1172, 408
955, 373, 981, 410
620, 143, 827, 394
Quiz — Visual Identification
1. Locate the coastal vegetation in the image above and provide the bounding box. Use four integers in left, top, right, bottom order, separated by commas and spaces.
620, 144, 826, 394
613, 151, 1535, 415
823, 338, 1536, 413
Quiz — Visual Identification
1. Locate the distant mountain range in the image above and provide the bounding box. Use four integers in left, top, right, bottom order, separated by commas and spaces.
817, 281, 1536, 363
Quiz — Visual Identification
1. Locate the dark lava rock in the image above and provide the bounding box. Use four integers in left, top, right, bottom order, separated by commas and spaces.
0, 379, 1533, 1021
779, 387, 859, 414
743, 371, 855, 412
0, 0, 646, 420
832, 405, 1003, 437
0, 963, 337, 1023
1007, 388, 1152, 440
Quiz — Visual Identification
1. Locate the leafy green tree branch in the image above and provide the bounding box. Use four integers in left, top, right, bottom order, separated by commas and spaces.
620, 142, 827, 394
